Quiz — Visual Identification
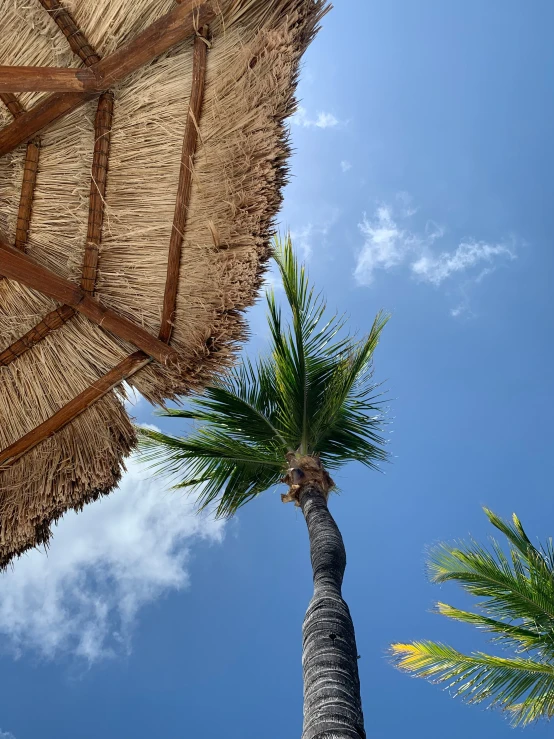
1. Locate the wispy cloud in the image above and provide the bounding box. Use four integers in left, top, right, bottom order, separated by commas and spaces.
0, 731, 16, 739
355, 205, 413, 283
355, 196, 517, 314
0, 459, 224, 663
293, 106, 339, 129
411, 242, 515, 286
290, 223, 316, 260
340, 160, 352, 173
290, 210, 340, 262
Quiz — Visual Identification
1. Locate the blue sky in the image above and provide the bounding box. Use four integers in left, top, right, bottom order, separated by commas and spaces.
1, 1, 553, 737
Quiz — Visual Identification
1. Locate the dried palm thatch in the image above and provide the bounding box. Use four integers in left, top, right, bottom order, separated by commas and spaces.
0, 0, 329, 567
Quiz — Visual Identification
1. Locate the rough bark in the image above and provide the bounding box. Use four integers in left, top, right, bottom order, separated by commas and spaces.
299, 484, 365, 739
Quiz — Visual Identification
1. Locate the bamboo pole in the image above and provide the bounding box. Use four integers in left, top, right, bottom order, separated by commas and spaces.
38, 0, 101, 67
0, 351, 151, 468
0, 305, 75, 366
14, 140, 40, 250
0, 93, 24, 118
81, 91, 114, 293
159, 26, 209, 343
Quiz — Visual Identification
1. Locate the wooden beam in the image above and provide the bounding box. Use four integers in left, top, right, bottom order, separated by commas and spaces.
0, 66, 99, 93
14, 140, 40, 250
0, 238, 179, 365
0, 351, 151, 468
0, 91, 95, 157
92, 1, 214, 88
159, 27, 209, 343
0, 305, 75, 366
38, 0, 101, 67
81, 91, 114, 293
0, 93, 24, 118
0, 1, 216, 157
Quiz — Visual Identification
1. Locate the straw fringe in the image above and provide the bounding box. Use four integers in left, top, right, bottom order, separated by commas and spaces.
0, 0, 330, 566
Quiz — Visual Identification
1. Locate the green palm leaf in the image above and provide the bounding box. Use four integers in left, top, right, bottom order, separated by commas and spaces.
391, 509, 554, 726
391, 641, 554, 726
136, 235, 389, 517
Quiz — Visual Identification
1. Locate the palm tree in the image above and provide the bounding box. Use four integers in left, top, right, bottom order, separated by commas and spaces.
137, 237, 389, 739
391, 508, 554, 726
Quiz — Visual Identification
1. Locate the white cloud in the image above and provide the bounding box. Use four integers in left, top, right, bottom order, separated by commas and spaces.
411, 242, 515, 285
123, 383, 145, 412
354, 196, 517, 314
340, 160, 352, 173
396, 191, 418, 218
0, 731, 16, 739
293, 106, 339, 129
262, 268, 283, 292
136, 422, 162, 433
354, 205, 417, 284
290, 223, 316, 261
0, 458, 224, 663
289, 210, 340, 262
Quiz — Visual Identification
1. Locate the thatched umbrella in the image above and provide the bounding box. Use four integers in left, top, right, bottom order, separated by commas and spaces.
0, 0, 328, 567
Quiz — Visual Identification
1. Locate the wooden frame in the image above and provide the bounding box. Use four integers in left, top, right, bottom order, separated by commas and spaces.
0, 1, 215, 156
0, 351, 151, 468
0, 305, 75, 366
0, 0, 213, 467
0, 238, 178, 365
159, 26, 209, 342
0, 66, 100, 93
81, 91, 114, 293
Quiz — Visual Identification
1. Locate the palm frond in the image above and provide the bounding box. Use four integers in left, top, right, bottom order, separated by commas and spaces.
137, 427, 283, 517
390, 641, 554, 726
270, 236, 390, 464
435, 603, 547, 653
484, 508, 540, 561
392, 509, 554, 725
135, 236, 390, 516
428, 534, 554, 627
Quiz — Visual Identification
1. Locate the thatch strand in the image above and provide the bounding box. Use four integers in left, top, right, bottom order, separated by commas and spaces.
0, 0, 330, 567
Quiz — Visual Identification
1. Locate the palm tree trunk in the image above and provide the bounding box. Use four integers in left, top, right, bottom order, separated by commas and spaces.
299, 483, 366, 739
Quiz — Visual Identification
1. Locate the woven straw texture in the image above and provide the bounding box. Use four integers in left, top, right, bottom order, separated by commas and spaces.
0, 0, 328, 566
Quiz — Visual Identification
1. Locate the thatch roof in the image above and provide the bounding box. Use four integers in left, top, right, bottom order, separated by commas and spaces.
0, 0, 328, 567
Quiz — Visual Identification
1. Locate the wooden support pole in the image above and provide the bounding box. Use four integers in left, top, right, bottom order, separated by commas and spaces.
0, 305, 75, 366
0, 238, 179, 365
0, 1, 216, 157
81, 91, 114, 293
0, 91, 95, 156
159, 26, 209, 343
38, 0, 101, 67
0, 93, 24, 118
0, 351, 151, 468
0, 90, 41, 289
14, 140, 40, 250
0, 66, 100, 93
